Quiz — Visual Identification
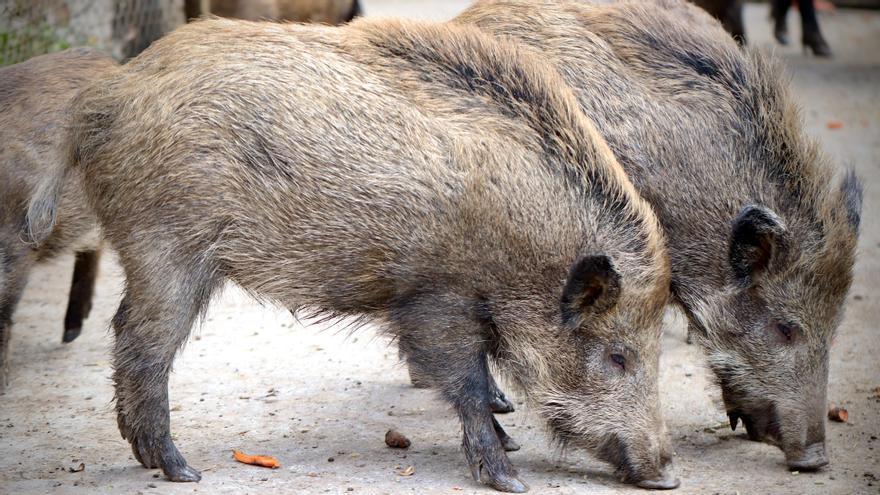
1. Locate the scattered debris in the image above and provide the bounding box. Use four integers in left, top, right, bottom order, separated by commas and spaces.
68, 462, 85, 473
399, 465, 415, 477
233, 450, 280, 469
385, 429, 411, 449
872, 387, 880, 398
828, 406, 849, 423
827, 120, 844, 130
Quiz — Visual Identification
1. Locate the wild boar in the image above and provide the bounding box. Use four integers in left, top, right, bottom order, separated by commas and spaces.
29, 17, 678, 491
0, 48, 116, 390
456, 0, 862, 472
207, 0, 360, 23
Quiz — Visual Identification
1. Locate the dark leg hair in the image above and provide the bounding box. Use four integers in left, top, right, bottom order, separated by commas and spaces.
394, 293, 527, 492
112, 251, 219, 481
63, 249, 101, 343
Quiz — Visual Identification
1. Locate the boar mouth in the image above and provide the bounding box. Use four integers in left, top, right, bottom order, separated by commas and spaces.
597, 435, 678, 489
727, 403, 781, 445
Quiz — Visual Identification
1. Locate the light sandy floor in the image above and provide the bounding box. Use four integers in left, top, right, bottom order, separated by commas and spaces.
1, 2, 878, 494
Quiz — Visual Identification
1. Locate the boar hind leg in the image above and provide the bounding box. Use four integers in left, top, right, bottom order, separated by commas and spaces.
63, 249, 101, 343
0, 301, 15, 392
112, 257, 218, 482
0, 316, 10, 392
0, 260, 32, 392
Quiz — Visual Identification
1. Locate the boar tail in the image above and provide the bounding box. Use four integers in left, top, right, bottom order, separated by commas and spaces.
24, 160, 67, 244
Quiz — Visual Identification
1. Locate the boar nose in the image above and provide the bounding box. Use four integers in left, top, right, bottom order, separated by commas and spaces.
635, 463, 680, 490
786, 442, 828, 471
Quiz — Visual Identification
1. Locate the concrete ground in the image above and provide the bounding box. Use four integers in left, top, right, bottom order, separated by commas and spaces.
1, 2, 878, 494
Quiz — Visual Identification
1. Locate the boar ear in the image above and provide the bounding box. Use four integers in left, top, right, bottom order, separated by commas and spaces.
729, 205, 786, 286
561, 255, 622, 321
840, 169, 863, 231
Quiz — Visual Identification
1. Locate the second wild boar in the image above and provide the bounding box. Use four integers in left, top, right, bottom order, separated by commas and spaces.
457, 0, 862, 472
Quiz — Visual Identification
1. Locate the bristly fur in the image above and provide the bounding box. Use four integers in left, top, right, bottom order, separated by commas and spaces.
457, 0, 861, 469
29, 15, 674, 488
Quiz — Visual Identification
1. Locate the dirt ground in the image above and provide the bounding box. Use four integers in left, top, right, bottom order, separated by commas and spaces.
1, 2, 878, 494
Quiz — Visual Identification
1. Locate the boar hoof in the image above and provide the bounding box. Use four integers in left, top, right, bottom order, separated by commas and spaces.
468, 452, 528, 492
489, 391, 515, 414
62, 326, 82, 343
501, 436, 521, 452
165, 463, 202, 482
787, 443, 828, 471
635, 471, 680, 490
487, 474, 529, 493
492, 418, 520, 452
131, 434, 201, 482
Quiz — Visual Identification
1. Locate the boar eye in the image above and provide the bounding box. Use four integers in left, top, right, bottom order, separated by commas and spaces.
609, 353, 626, 371
773, 322, 798, 344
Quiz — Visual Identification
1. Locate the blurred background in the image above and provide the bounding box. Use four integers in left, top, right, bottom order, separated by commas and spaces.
2, 0, 878, 65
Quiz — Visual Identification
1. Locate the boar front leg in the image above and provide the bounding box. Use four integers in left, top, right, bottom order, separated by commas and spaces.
395, 303, 527, 492
63, 249, 101, 343
111, 255, 218, 482
448, 350, 526, 492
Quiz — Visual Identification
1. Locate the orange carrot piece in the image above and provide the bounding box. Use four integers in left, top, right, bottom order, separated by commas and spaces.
827, 406, 848, 423
233, 450, 281, 469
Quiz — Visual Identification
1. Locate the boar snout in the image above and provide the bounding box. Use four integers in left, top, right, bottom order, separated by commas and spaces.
728, 400, 828, 471
787, 442, 828, 471
598, 433, 679, 490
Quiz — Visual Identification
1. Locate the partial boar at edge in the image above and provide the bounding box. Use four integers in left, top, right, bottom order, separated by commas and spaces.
0, 48, 116, 390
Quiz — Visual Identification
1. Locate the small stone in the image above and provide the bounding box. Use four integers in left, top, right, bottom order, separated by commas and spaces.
385, 429, 411, 449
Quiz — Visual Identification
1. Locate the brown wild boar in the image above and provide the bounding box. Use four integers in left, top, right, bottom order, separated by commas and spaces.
0, 48, 117, 390
29, 17, 679, 491
206, 0, 360, 23
457, 0, 862, 472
